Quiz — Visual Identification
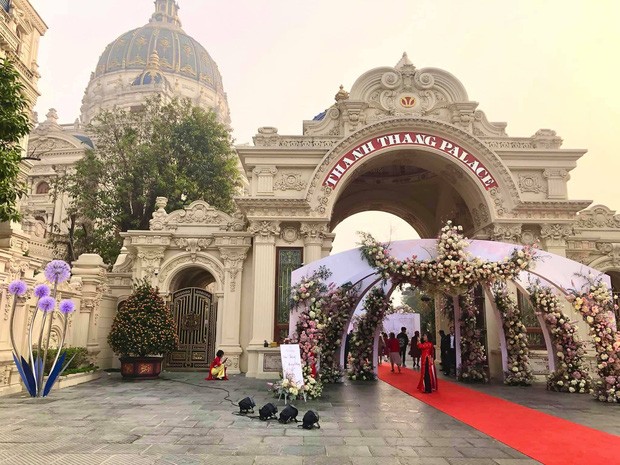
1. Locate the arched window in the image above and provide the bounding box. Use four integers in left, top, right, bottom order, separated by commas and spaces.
36, 181, 50, 195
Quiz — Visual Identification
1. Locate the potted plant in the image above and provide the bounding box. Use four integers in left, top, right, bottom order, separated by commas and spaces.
108, 281, 178, 379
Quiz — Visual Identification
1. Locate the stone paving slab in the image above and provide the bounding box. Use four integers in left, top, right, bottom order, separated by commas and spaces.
0, 371, 617, 464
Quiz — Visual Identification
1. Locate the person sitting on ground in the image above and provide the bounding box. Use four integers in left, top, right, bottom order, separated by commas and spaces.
387, 332, 402, 373
206, 349, 228, 380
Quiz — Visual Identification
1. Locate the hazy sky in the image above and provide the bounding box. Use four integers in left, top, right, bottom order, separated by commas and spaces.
30, 0, 620, 252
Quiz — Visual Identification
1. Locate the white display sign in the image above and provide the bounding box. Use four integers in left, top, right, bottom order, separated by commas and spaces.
383, 313, 420, 338
279, 344, 305, 388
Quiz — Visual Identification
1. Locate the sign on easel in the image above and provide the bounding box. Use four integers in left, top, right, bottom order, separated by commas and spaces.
279, 344, 304, 388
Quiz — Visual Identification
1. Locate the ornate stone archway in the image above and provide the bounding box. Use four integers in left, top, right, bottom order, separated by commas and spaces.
305, 117, 519, 231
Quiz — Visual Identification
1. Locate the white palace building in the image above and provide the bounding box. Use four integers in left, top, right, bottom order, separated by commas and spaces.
2, 0, 620, 394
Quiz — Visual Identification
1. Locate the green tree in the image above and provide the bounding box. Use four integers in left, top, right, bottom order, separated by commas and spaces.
401, 286, 436, 336
55, 97, 241, 264
0, 58, 31, 222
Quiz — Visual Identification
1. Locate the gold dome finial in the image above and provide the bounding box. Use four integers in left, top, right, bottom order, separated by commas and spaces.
147, 49, 160, 70
334, 84, 349, 102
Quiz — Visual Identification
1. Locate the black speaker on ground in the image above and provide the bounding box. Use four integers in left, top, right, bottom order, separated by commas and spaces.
278, 405, 298, 423
301, 410, 320, 429
238, 397, 255, 414
258, 403, 278, 420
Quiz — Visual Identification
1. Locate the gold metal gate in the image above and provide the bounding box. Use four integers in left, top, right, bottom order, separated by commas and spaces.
165, 288, 216, 370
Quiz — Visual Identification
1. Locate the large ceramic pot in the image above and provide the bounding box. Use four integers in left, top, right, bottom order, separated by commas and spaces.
120, 356, 163, 380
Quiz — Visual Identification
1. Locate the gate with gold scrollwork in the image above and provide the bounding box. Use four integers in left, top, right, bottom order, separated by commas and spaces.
165, 288, 216, 370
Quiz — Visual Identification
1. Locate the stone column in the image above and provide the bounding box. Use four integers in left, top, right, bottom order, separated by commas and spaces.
300, 223, 329, 264
217, 247, 249, 374
247, 221, 280, 346
71, 254, 108, 357
246, 221, 280, 377
540, 223, 572, 257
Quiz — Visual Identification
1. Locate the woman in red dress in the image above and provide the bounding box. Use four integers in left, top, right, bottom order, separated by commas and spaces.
206, 350, 228, 380
417, 333, 438, 393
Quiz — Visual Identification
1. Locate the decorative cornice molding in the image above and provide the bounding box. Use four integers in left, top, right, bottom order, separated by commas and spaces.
489, 223, 522, 243
247, 220, 281, 237
540, 223, 574, 240
300, 223, 329, 240
274, 173, 307, 191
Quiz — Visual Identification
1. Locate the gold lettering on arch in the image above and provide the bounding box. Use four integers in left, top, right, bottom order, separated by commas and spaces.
323, 132, 498, 190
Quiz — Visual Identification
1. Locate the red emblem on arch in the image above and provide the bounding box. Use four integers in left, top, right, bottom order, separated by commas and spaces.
400, 96, 416, 108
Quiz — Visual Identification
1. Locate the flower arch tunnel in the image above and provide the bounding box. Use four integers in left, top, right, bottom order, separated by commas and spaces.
290, 238, 610, 382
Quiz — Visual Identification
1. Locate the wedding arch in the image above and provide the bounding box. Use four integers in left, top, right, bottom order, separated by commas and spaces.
288, 222, 620, 403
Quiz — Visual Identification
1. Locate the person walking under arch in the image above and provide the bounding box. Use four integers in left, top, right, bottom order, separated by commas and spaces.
417, 333, 437, 393
381, 332, 390, 363
378, 332, 386, 366
409, 330, 421, 369
387, 332, 401, 373
397, 327, 409, 367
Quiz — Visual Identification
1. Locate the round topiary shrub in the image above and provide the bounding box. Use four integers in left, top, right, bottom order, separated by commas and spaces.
108, 281, 178, 357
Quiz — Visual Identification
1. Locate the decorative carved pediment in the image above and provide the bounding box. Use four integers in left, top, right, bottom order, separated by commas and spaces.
302, 53, 506, 138
576, 205, 620, 229
149, 199, 246, 232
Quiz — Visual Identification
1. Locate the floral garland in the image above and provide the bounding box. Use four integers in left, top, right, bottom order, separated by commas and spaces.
568, 278, 620, 402
359, 221, 536, 295
458, 289, 488, 383
319, 283, 359, 383
290, 266, 331, 399
491, 283, 534, 386
348, 287, 391, 380
528, 283, 593, 393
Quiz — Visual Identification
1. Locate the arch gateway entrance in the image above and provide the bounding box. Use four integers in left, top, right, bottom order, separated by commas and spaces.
105, 54, 620, 379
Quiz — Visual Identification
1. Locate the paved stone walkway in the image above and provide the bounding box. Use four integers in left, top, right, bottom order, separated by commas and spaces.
0, 372, 616, 465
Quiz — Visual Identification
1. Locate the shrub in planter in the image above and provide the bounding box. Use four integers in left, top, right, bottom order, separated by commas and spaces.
42, 347, 94, 375
107, 281, 178, 378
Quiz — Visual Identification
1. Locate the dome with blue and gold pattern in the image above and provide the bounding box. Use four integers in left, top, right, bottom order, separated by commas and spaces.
95, 1, 222, 91
81, 0, 230, 126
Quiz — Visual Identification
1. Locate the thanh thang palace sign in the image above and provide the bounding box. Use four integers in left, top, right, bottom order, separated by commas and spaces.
322, 132, 499, 190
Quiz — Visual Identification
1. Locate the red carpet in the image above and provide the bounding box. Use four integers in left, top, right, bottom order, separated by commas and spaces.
378, 364, 620, 465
